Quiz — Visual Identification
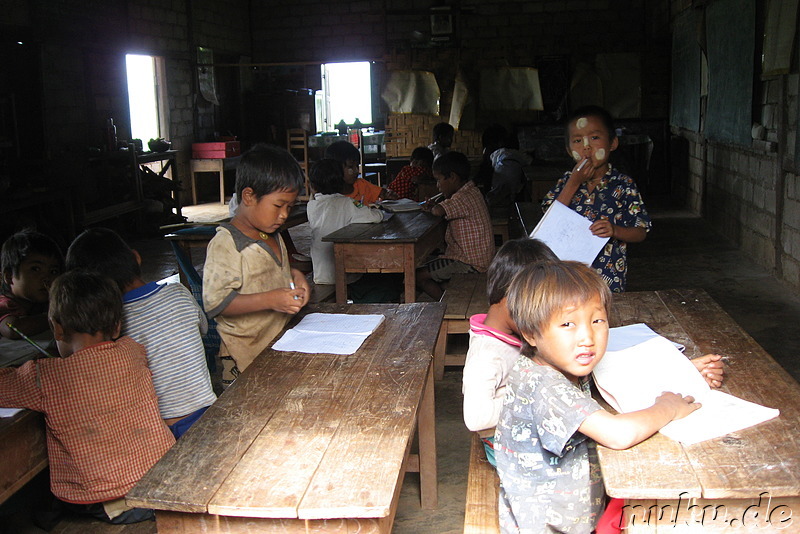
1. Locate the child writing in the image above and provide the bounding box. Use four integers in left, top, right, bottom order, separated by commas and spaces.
542, 105, 651, 292
495, 261, 702, 533
325, 140, 397, 204
428, 121, 454, 160
66, 228, 216, 438
462, 238, 558, 467
0, 270, 174, 524
203, 143, 310, 387
0, 229, 62, 339
307, 158, 384, 285
387, 146, 434, 201
417, 151, 495, 300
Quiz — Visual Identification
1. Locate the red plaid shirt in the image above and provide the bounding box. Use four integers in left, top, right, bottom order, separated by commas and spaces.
439, 180, 495, 272
388, 165, 429, 201
0, 336, 175, 503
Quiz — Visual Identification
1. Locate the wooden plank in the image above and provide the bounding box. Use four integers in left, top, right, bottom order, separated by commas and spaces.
465, 273, 489, 318
443, 274, 480, 320
0, 410, 48, 505
464, 433, 500, 534
156, 509, 389, 533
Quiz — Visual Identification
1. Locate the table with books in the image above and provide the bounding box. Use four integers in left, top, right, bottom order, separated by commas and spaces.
127, 301, 445, 533
601, 288, 800, 532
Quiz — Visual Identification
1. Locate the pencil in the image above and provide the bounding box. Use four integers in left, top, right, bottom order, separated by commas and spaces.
576, 159, 589, 172
420, 192, 444, 205
7, 323, 54, 357
289, 281, 300, 300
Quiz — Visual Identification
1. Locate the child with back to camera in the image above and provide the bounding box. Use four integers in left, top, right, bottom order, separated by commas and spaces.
542, 105, 651, 293
387, 146, 434, 201
0, 229, 62, 339
203, 143, 310, 387
324, 140, 397, 204
417, 151, 495, 300
495, 261, 704, 533
0, 270, 174, 525
462, 238, 558, 467
66, 227, 216, 438
428, 121, 454, 160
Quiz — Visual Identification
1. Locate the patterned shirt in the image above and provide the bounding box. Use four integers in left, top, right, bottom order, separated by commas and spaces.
495, 357, 604, 533
0, 336, 175, 504
388, 165, 429, 201
542, 167, 651, 292
439, 180, 495, 272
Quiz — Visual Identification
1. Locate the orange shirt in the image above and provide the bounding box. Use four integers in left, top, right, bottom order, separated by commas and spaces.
344, 178, 382, 205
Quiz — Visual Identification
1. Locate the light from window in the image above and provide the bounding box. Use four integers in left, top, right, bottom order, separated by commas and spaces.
126, 54, 160, 141
319, 62, 372, 132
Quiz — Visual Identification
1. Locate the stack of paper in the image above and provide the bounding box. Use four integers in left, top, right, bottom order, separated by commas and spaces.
272, 313, 385, 355
593, 325, 779, 445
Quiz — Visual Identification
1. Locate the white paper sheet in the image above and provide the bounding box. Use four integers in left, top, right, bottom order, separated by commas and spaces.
593, 334, 779, 445
272, 313, 385, 355
380, 199, 421, 212
607, 323, 684, 352
530, 201, 609, 265
0, 408, 23, 418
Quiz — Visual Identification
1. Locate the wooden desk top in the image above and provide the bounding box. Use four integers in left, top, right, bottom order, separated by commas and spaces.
322, 211, 443, 244
601, 289, 800, 500
127, 302, 445, 520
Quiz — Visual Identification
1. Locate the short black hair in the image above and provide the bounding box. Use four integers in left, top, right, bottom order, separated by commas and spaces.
66, 228, 140, 291
49, 270, 122, 340
411, 146, 434, 166
564, 105, 617, 145
235, 143, 305, 199
432, 151, 471, 183
432, 122, 455, 143
324, 141, 361, 165
487, 238, 558, 305
481, 124, 508, 152
1, 229, 63, 292
309, 158, 345, 195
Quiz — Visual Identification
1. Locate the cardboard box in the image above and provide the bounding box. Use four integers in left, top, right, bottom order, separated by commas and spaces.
192, 141, 241, 159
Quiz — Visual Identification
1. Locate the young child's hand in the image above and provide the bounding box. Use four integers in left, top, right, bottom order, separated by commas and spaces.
655, 391, 701, 421
589, 220, 615, 239
691, 354, 725, 388
290, 268, 311, 307
569, 157, 593, 183
380, 188, 398, 200
269, 288, 306, 314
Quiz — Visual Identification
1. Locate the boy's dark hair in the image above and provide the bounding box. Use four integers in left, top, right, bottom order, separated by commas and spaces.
486, 238, 558, 305
432, 122, 455, 143
564, 105, 617, 144
481, 124, 508, 153
309, 158, 345, 195
66, 228, 140, 291
324, 141, 361, 165
410, 146, 434, 166
235, 143, 305, 199
1, 229, 63, 292
432, 151, 471, 183
49, 270, 122, 340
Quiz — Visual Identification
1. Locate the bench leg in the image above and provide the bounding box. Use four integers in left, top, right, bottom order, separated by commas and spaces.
418, 364, 438, 509
434, 320, 447, 380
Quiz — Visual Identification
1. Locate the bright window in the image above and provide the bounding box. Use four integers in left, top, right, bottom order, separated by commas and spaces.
318, 61, 372, 132
125, 54, 167, 142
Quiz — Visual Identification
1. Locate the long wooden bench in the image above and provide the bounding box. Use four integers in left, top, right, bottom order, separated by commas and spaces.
464, 432, 500, 534
434, 272, 488, 380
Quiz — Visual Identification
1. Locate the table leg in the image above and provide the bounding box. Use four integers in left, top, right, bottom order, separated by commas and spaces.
418, 364, 438, 509
333, 245, 348, 304
433, 320, 447, 381
403, 245, 416, 304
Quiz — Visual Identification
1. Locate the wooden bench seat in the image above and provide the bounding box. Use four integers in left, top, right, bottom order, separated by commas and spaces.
464, 432, 500, 534
434, 272, 487, 380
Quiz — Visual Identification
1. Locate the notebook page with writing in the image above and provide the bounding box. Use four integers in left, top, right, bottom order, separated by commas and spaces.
272, 313, 385, 355
530, 200, 609, 266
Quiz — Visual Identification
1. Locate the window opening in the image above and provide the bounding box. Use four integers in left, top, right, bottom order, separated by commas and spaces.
317, 61, 372, 133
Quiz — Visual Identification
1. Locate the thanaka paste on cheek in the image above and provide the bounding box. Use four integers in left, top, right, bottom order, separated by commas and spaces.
576, 117, 588, 129
572, 150, 581, 161
595, 148, 606, 160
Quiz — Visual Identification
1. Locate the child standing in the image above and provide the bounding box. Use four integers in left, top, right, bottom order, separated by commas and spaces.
0, 270, 174, 524
428, 122, 454, 160
203, 143, 310, 386
387, 146, 434, 201
417, 151, 495, 300
0, 229, 62, 339
542, 105, 651, 292
325, 141, 396, 204
307, 158, 384, 286
462, 238, 557, 467
65, 228, 216, 438
495, 261, 700, 533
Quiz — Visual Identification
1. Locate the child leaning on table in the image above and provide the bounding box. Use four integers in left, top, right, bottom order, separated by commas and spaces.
417, 151, 495, 300
325, 140, 397, 204
462, 238, 558, 468
203, 143, 310, 387
542, 105, 651, 293
494, 261, 704, 534
0, 229, 63, 339
65, 227, 216, 438
0, 270, 174, 525
387, 146, 434, 201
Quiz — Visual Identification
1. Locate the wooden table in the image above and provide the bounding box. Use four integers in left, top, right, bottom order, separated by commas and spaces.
0, 410, 47, 505
127, 302, 445, 533
189, 156, 241, 205
322, 211, 446, 304
603, 289, 800, 532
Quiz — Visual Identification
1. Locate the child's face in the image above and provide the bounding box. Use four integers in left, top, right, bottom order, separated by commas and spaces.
7, 253, 61, 303
433, 170, 461, 198
524, 294, 609, 384
238, 187, 298, 236
342, 159, 360, 185
566, 115, 618, 170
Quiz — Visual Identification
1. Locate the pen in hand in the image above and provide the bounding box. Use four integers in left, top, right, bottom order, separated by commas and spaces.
289, 281, 301, 300
419, 192, 444, 205
7, 322, 55, 357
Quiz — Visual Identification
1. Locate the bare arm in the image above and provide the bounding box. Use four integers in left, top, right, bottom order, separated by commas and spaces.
220, 286, 305, 316
590, 220, 647, 243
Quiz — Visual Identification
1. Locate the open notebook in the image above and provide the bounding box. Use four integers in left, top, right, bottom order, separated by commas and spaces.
593, 324, 779, 445
379, 199, 421, 212
271, 313, 385, 355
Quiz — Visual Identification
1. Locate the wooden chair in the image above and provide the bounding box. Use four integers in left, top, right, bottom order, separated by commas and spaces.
286, 128, 310, 199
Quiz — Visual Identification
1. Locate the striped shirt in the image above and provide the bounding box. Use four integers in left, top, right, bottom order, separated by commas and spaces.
0, 336, 175, 503
123, 282, 216, 419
